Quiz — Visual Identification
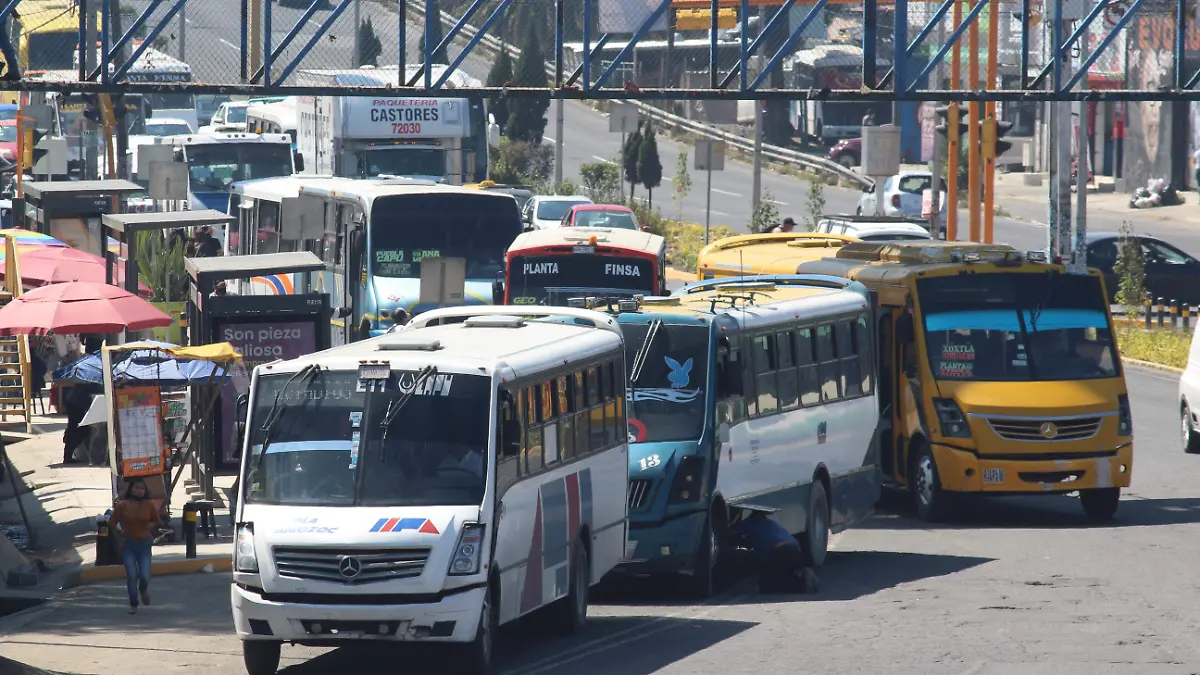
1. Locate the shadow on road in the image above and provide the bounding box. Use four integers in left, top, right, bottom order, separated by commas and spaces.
279, 615, 756, 675
863, 489, 1200, 530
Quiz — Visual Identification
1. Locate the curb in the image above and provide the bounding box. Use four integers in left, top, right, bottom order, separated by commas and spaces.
74, 554, 231, 586
1123, 357, 1184, 374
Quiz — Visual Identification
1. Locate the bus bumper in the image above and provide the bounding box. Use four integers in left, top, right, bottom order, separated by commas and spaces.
615, 510, 707, 577
932, 443, 1134, 494
231, 583, 485, 645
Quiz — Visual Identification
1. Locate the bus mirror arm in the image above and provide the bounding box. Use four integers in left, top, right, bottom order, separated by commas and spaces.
492, 277, 505, 305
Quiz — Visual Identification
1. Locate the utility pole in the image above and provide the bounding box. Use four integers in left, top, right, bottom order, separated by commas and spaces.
250, 0, 263, 78
554, 100, 564, 186
1049, 3, 1071, 260
179, 1, 186, 62
982, 0, 999, 244
928, 12, 945, 239
966, 0, 981, 242
353, 0, 361, 66
84, 7, 99, 181
111, 4, 132, 182
1071, 0, 1091, 274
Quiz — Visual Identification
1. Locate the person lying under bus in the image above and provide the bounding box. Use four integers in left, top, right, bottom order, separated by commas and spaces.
729, 510, 818, 594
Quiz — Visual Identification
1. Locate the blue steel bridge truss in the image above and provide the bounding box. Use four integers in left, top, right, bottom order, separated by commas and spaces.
0, 0, 1194, 100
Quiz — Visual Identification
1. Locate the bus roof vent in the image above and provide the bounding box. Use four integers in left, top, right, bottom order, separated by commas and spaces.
641, 296, 682, 306
376, 336, 444, 352
787, 237, 848, 249
463, 315, 527, 329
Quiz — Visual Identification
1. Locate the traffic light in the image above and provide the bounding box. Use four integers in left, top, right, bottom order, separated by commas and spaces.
934, 104, 969, 141
82, 93, 102, 124
981, 117, 1015, 160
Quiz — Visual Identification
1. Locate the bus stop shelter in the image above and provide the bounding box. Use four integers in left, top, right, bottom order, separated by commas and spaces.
184, 252, 331, 483
20, 180, 143, 257
101, 210, 235, 296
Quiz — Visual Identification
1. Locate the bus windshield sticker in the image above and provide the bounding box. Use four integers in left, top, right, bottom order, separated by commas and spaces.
513, 296, 538, 305
665, 357, 693, 388
376, 249, 406, 263
939, 343, 976, 378
629, 388, 702, 403
524, 261, 558, 274
349, 411, 363, 429
412, 250, 441, 263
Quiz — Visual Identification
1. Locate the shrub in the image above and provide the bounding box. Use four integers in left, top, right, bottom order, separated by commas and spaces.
578, 161, 623, 203
489, 139, 553, 185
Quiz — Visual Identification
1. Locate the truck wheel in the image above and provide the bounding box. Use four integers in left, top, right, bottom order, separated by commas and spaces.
549, 539, 589, 636
1080, 487, 1120, 523
800, 480, 830, 568
911, 442, 951, 522
461, 578, 499, 675
242, 641, 281, 675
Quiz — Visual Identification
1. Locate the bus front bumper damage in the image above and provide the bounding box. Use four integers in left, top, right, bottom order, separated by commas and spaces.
231, 583, 486, 646
932, 443, 1134, 494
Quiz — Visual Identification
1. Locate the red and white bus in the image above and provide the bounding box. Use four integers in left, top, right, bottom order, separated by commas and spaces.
497, 227, 668, 306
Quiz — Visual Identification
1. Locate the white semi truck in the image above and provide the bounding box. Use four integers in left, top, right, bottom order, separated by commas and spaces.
294, 66, 499, 184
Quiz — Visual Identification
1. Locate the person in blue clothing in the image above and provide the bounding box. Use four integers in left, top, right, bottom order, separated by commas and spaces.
0, 8, 20, 82
731, 510, 818, 594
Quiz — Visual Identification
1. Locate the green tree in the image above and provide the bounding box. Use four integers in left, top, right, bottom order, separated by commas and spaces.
1114, 221, 1148, 319
638, 122, 663, 210
804, 177, 826, 231
357, 18, 383, 67
425, 12, 450, 64
749, 189, 781, 233
134, 231, 186, 302
672, 151, 692, 222
579, 161, 623, 203
485, 48, 514, 133
505, 31, 551, 143
622, 124, 643, 201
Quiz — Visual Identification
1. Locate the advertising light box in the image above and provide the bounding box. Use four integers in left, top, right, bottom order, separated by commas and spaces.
341, 97, 469, 139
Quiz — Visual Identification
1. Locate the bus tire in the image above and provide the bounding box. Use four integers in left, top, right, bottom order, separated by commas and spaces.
686, 508, 720, 599
462, 576, 499, 675
800, 480, 830, 568
1079, 487, 1120, 523
911, 442, 950, 522
241, 641, 281, 675
549, 539, 590, 636
1183, 404, 1200, 454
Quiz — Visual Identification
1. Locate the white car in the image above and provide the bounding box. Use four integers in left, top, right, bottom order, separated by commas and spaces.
857, 171, 948, 219
521, 195, 593, 230
815, 215, 933, 242
1180, 330, 1200, 453
145, 117, 194, 137
199, 101, 249, 134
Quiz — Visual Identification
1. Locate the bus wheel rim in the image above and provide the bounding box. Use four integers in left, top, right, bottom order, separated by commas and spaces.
917, 455, 935, 505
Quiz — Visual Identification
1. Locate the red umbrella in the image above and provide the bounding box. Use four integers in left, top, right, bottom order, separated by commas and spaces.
0, 282, 173, 336
6, 247, 153, 297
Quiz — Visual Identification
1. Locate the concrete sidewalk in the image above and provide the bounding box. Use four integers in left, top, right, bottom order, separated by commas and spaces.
994, 172, 1200, 225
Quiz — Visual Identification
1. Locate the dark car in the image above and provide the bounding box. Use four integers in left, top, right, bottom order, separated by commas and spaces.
1086, 231, 1200, 305
828, 123, 895, 169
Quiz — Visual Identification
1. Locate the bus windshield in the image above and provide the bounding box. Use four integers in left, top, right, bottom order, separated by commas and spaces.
360, 148, 446, 179
370, 193, 522, 280
508, 254, 656, 305
185, 143, 293, 191
28, 32, 75, 71
244, 370, 491, 507
622, 322, 709, 443
145, 93, 196, 111
918, 273, 1118, 382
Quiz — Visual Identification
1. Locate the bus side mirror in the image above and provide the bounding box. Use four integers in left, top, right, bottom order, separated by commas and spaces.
294, 151, 304, 172
235, 393, 250, 451
523, 211, 533, 224
492, 277, 505, 305
896, 313, 914, 344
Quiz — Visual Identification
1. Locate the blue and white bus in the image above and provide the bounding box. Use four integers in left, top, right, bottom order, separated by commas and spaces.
603, 275, 882, 596
162, 132, 297, 211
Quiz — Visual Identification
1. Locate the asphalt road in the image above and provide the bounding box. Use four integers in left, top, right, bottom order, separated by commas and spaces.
4, 365, 1199, 674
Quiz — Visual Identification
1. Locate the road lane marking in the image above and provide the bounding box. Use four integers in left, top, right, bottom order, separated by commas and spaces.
219, 39, 238, 51
765, 199, 787, 206
709, 210, 731, 216
543, 135, 555, 143
592, 156, 617, 165
712, 188, 741, 197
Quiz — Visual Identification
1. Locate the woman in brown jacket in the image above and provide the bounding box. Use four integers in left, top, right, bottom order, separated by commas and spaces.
109, 479, 162, 614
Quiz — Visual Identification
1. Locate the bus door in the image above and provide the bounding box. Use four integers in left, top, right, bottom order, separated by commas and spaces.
339, 204, 367, 342
324, 201, 352, 345
890, 307, 923, 487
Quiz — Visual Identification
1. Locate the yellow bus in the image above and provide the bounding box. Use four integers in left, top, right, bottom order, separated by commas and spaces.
17, 1, 87, 73
796, 241, 1132, 523
695, 232, 856, 280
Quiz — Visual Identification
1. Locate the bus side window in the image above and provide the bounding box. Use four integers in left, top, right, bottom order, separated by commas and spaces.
796, 327, 820, 406
257, 201, 281, 254
855, 314, 874, 395
753, 334, 779, 415
497, 390, 520, 492
557, 375, 574, 462
516, 386, 529, 476
586, 365, 604, 451
816, 323, 841, 402
603, 361, 620, 445
542, 380, 559, 465
838, 319, 863, 397
777, 330, 800, 410
525, 386, 544, 474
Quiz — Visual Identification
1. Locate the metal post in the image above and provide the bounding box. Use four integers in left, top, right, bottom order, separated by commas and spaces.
967, 0, 981, 242
947, 0, 962, 241
85, 7, 99, 181
1051, 7, 1071, 261
264, 0, 273, 87
983, 0, 998, 244
554, 100, 564, 185
752, 100, 762, 212
250, 0, 262, 79
892, 0, 907, 129
179, 0, 186, 61
705, 164, 712, 244
1071, 3, 1091, 274
183, 501, 197, 558
353, 0, 360, 66
929, 12, 945, 239
398, 0, 407, 75
240, 0, 249, 82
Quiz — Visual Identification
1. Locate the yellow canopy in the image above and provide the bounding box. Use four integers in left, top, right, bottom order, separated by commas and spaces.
104, 342, 244, 363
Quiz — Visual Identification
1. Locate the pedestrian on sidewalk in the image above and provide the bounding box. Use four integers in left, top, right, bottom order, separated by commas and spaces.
109, 478, 162, 614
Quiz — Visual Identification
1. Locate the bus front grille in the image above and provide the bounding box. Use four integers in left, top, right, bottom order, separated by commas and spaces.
985, 416, 1104, 442
628, 479, 654, 511
273, 547, 431, 585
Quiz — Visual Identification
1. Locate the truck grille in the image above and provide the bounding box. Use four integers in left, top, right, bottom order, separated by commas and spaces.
628, 479, 654, 511
985, 416, 1104, 442
272, 547, 431, 585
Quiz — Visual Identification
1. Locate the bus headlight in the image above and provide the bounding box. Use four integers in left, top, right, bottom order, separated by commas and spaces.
933, 398, 971, 439
668, 456, 705, 504
1118, 394, 1133, 437
448, 523, 485, 576
235, 524, 259, 573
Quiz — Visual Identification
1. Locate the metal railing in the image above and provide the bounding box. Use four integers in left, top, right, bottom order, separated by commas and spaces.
404, 0, 873, 190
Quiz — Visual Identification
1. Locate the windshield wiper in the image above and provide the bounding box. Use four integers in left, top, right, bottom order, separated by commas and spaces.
380, 365, 439, 443
629, 318, 663, 386
249, 364, 320, 482
1028, 270, 1058, 333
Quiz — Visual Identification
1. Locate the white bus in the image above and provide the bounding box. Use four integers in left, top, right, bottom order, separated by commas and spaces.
231, 307, 631, 675
162, 132, 297, 211
611, 275, 882, 595
246, 98, 298, 151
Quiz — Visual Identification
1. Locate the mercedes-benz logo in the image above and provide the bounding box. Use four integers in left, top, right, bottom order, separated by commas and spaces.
1040, 422, 1058, 440
338, 556, 363, 579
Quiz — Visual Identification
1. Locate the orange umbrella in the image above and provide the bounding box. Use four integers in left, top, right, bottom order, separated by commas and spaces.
0, 282, 172, 336
5, 247, 153, 297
